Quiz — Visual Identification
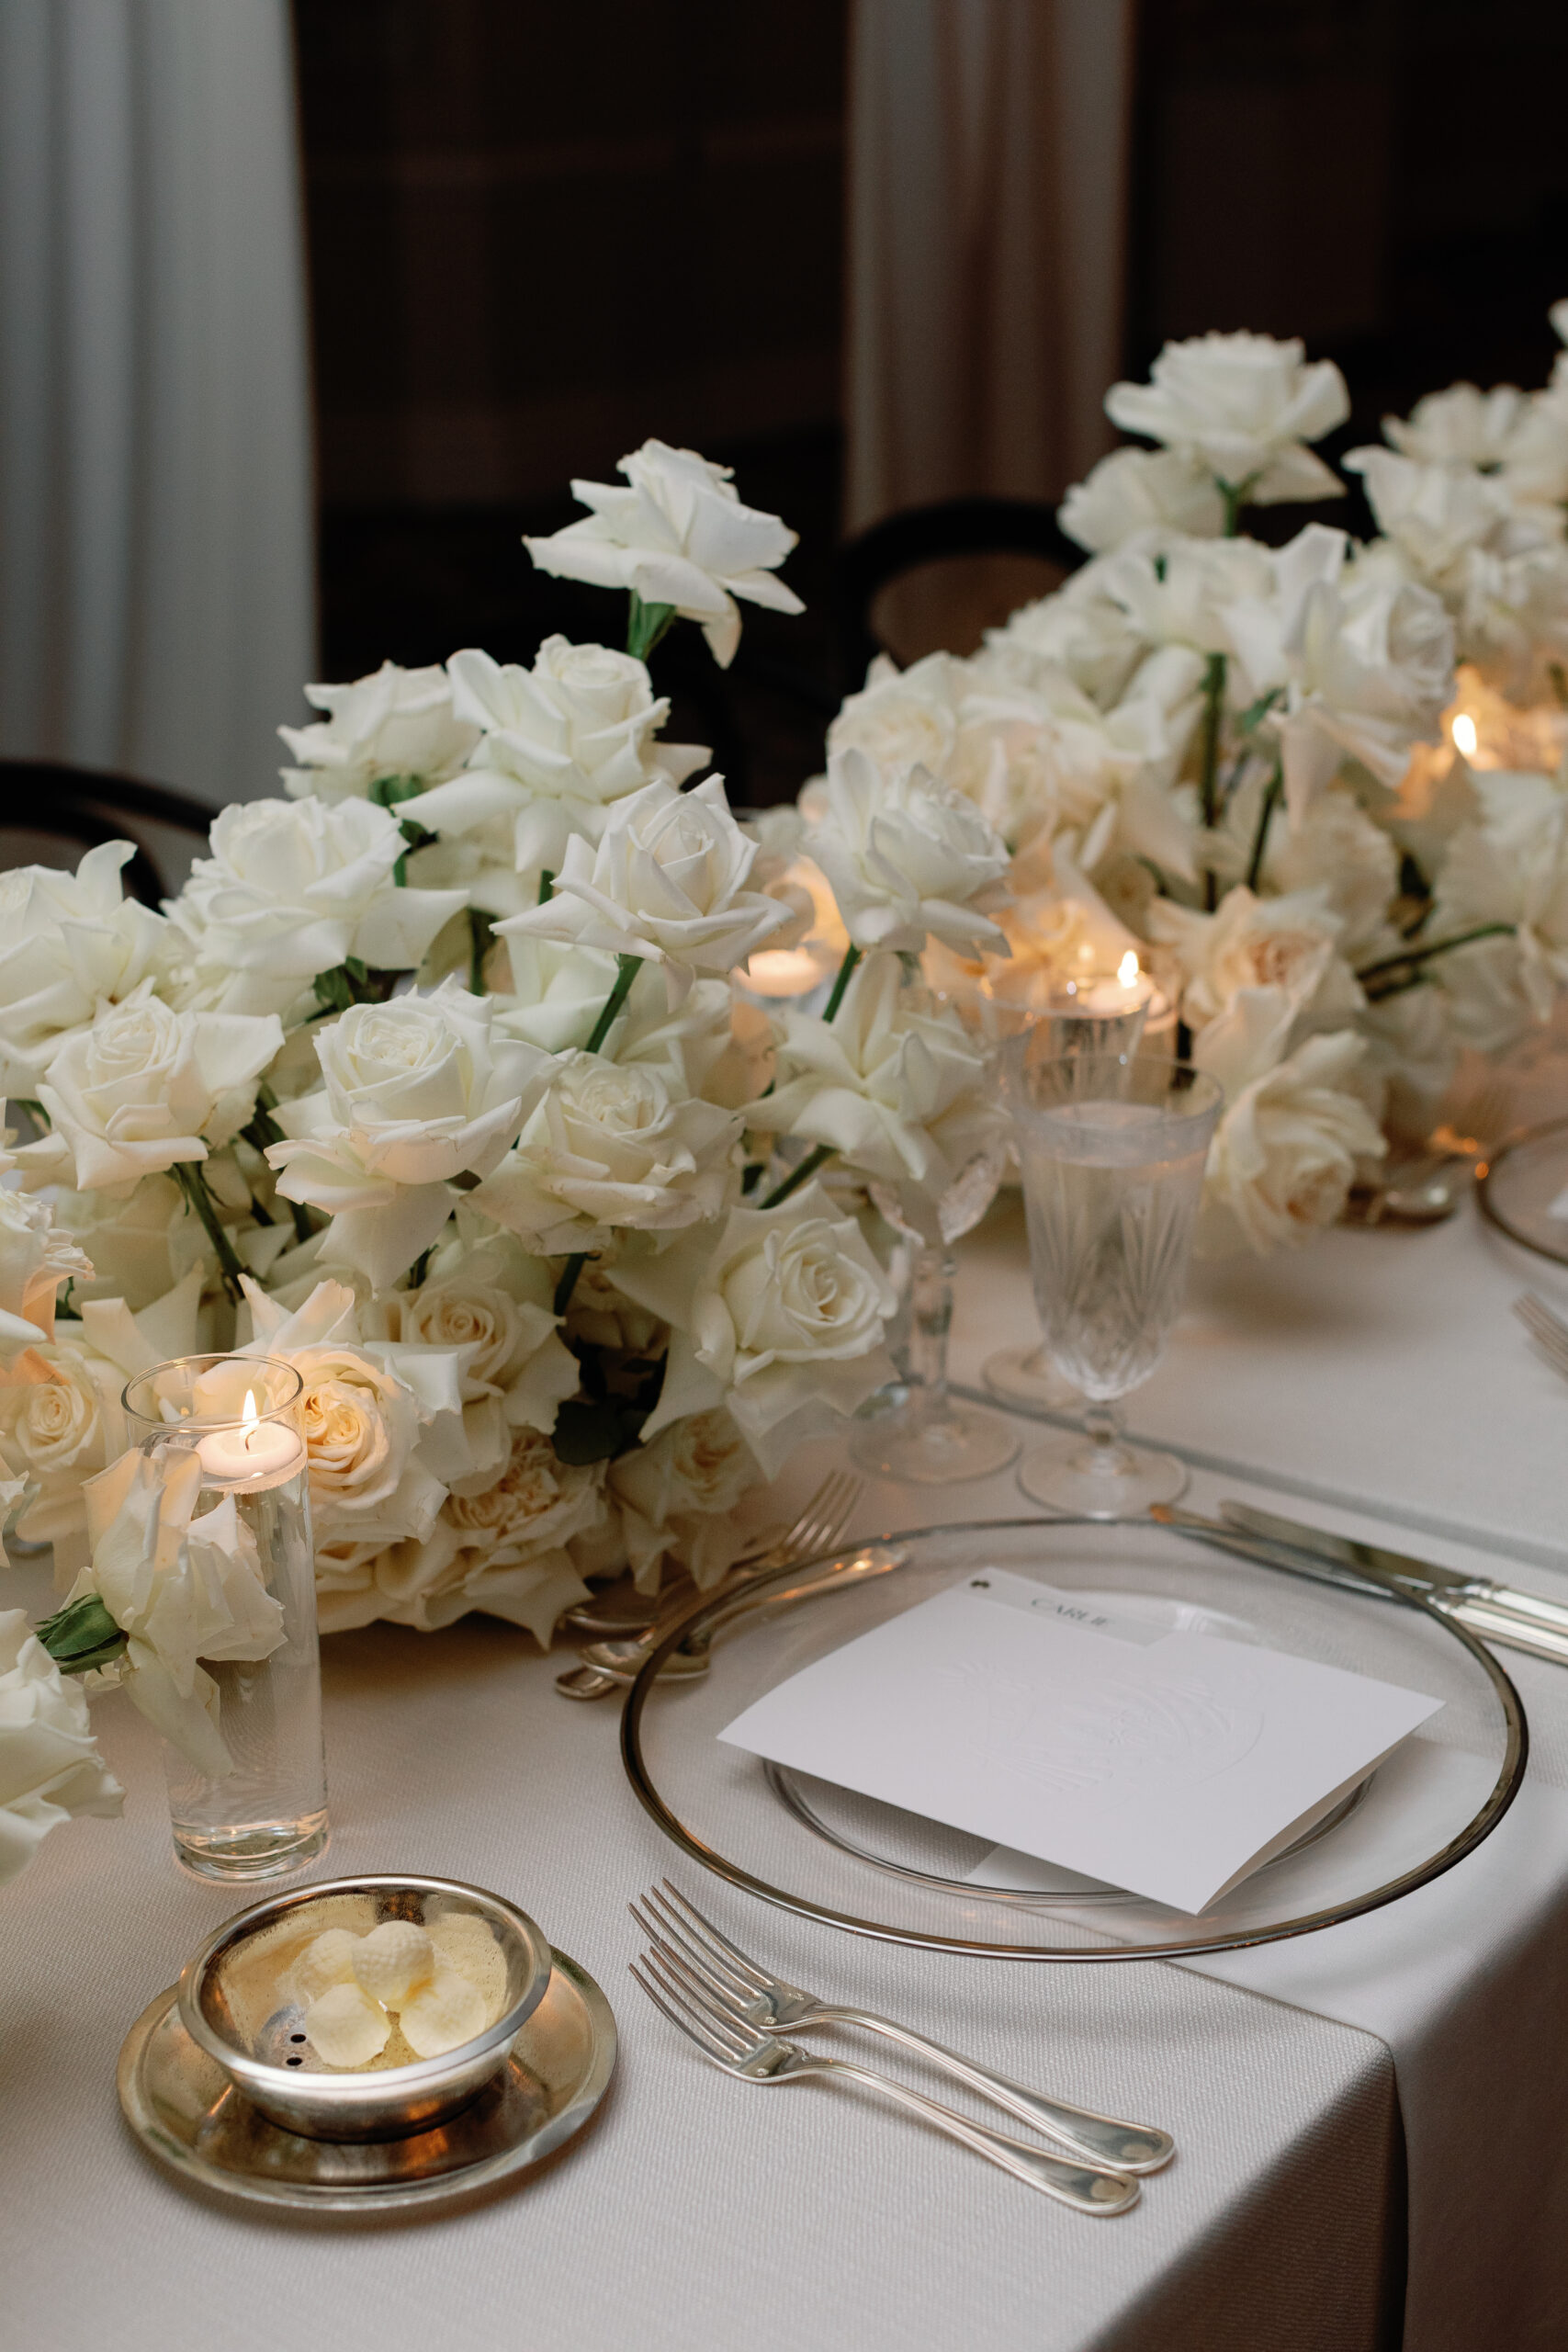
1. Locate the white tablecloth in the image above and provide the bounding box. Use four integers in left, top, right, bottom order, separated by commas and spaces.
6, 1191, 1568, 2352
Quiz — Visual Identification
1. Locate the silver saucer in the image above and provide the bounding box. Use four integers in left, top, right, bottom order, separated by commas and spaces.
118, 1947, 615, 2216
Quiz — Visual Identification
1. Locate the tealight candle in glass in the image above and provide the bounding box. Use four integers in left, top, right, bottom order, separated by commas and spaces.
121, 1353, 327, 1882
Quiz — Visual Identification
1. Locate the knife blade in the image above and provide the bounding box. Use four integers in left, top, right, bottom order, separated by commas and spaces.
1152, 1505, 1568, 1668
1221, 1500, 1568, 1642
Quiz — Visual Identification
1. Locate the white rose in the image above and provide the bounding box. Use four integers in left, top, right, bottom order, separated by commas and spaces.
1058, 447, 1225, 553
1383, 382, 1527, 469
826, 652, 965, 778
1101, 534, 1276, 655
490, 935, 637, 1055
1431, 768, 1568, 1030
472, 1050, 741, 1256
0, 1611, 123, 1887
33, 983, 282, 1193
169, 797, 467, 1005
1500, 385, 1568, 515
278, 661, 479, 802
49, 1173, 203, 1312
1343, 447, 1517, 583
1199, 1024, 1385, 1255
609, 1408, 763, 1593
74, 1448, 287, 1775
1106, 332, 1348, 503
386, 1230, 580, 1434
266, 982, 551, 1290
1451, 537, 1568, 702
1263, 788, 1401, 965
0, 842, 175, 1088
808, 750, 1010, 956
613, 1182, 897, 1476
984, 560, 1149, 707
524, 440, 804, 668
504, 777, 789, 978
747, 954, 1005, 1225
412, 640, 708, 876
1147, 885, 1358, 1033
370, 1430, 605, 1637
0, 1182, 94, 1355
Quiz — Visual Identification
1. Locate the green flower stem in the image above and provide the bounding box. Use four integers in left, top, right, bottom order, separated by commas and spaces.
821, 944, 861, 1023
1245, 764, 1284, 892
1217, 475, 1258, 537
1357, 922, 1516, 1000
583, 953, 644, 1056
174, 1161, 246, 1303
553, 1252, 588, 1316
35, 1591, 128, 1677
626, 592, 677, 664
1196, 652, 1228, 910
468, 906, 495, 994
759, 1142, 834, 1210
537, 867, 555, 904
240, 1100, 315, 1248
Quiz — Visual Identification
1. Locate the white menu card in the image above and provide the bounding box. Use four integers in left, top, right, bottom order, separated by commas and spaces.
720, 1568, 1443, 1914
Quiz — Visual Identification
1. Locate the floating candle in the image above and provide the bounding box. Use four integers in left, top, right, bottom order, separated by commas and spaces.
195, 1388, 306, 1489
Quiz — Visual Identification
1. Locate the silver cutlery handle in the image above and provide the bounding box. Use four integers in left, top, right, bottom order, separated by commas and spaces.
818, 2055, 1138, 2212
1447, 1596, 1568, 1667
1475, 1585, 1568, 1640
829, 2008, 1172, 2173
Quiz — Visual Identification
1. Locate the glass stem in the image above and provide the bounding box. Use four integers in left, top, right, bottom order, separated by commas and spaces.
1081, 1398, 1133, 1474
908, 1246, 956, 1421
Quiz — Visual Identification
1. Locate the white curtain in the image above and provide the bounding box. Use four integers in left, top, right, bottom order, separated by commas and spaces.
0, 0, 314, 807
846, 0, 1135, 532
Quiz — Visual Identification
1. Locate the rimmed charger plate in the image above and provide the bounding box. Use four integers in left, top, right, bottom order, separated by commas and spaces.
1478, 1116, 1568, 1266
620, 1518, 1526, 1962
118, 1948, 615, 2216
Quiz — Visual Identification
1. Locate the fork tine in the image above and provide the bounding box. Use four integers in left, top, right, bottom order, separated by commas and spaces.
641, 1947, 756, 2060
659, 1879, 775, 1992
774, 1473, 843, 1556
629, 1960, 740, 2067
643, 1886, 765, 1995
640, 1920, 756, 2030
634, 1894, 758, 2001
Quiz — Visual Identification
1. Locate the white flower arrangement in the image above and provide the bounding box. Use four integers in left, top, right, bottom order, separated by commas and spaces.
804, 307, 1568, 1253
0, 441, 1005, 1670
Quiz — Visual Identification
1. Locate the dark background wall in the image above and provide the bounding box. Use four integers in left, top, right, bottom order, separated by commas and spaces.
295, 0, 1568, 801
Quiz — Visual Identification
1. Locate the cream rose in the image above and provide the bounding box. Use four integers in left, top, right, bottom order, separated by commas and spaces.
277, 661, 479, 802
266, 981, 551, 1290
807, 751, 1010, 957
1384, 382, 1527, 469
524, 440, 804, 668
1199, 1028, 1386, 1255
36, 983, 283, 1192
473, 1050, 741, 1256
0, 1182, 94, 1356
0, 1611, 123, 1887
1106, 332, 1348, 504
613, 1182, 897, 1476
170, 797, 466, 1005
608, 1408, 762, 1593
368, 1430, 605, 1638
1147, 886, 1358, 1034
296, 1345, 446, 1550
503, 777, 789, 978
415, 639, 707, 876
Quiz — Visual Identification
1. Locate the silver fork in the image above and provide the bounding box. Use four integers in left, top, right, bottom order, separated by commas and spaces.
632, 1882, 1173, 2174
630, 1956, 1139, 2214
1515, 1292, 1568, 1382
554, 1472, 863, 1700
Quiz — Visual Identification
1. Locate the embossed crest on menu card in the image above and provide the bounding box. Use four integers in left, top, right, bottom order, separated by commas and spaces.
720, 1568, 1443, 1914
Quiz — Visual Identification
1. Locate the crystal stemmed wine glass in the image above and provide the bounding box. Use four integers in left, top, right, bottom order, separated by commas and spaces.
849, 1140, 1021, 1487
972, 971, 1154, 1412
997, 1046, 1224, 1518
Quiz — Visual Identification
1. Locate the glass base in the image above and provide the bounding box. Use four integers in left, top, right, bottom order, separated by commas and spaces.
1017, 1432, 1189, 1520
173, 1814, 330, 1883
852, 1400, 1020, 1485
982, 1346, 1081, 1412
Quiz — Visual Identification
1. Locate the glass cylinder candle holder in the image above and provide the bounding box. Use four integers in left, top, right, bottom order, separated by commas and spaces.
121, 1352, 327, 1883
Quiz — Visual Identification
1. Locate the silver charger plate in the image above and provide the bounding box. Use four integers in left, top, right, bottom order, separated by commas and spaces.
620, 1518, 1526, 1961
1478, 1116, 1568, 1265
118, 1948, 615, 2216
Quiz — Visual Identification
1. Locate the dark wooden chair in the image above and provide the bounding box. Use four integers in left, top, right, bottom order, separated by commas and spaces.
831, 494, 1086, 688
0, 759, 214, 904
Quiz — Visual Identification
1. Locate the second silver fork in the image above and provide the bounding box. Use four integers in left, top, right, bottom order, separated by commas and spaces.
632, 1881, 1174, 2174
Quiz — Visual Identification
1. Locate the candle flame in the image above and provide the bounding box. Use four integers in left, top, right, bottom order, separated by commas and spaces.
242, 1389, 258, 1428
1451, 712, 1478, 757
1117, 950, 1140, 987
